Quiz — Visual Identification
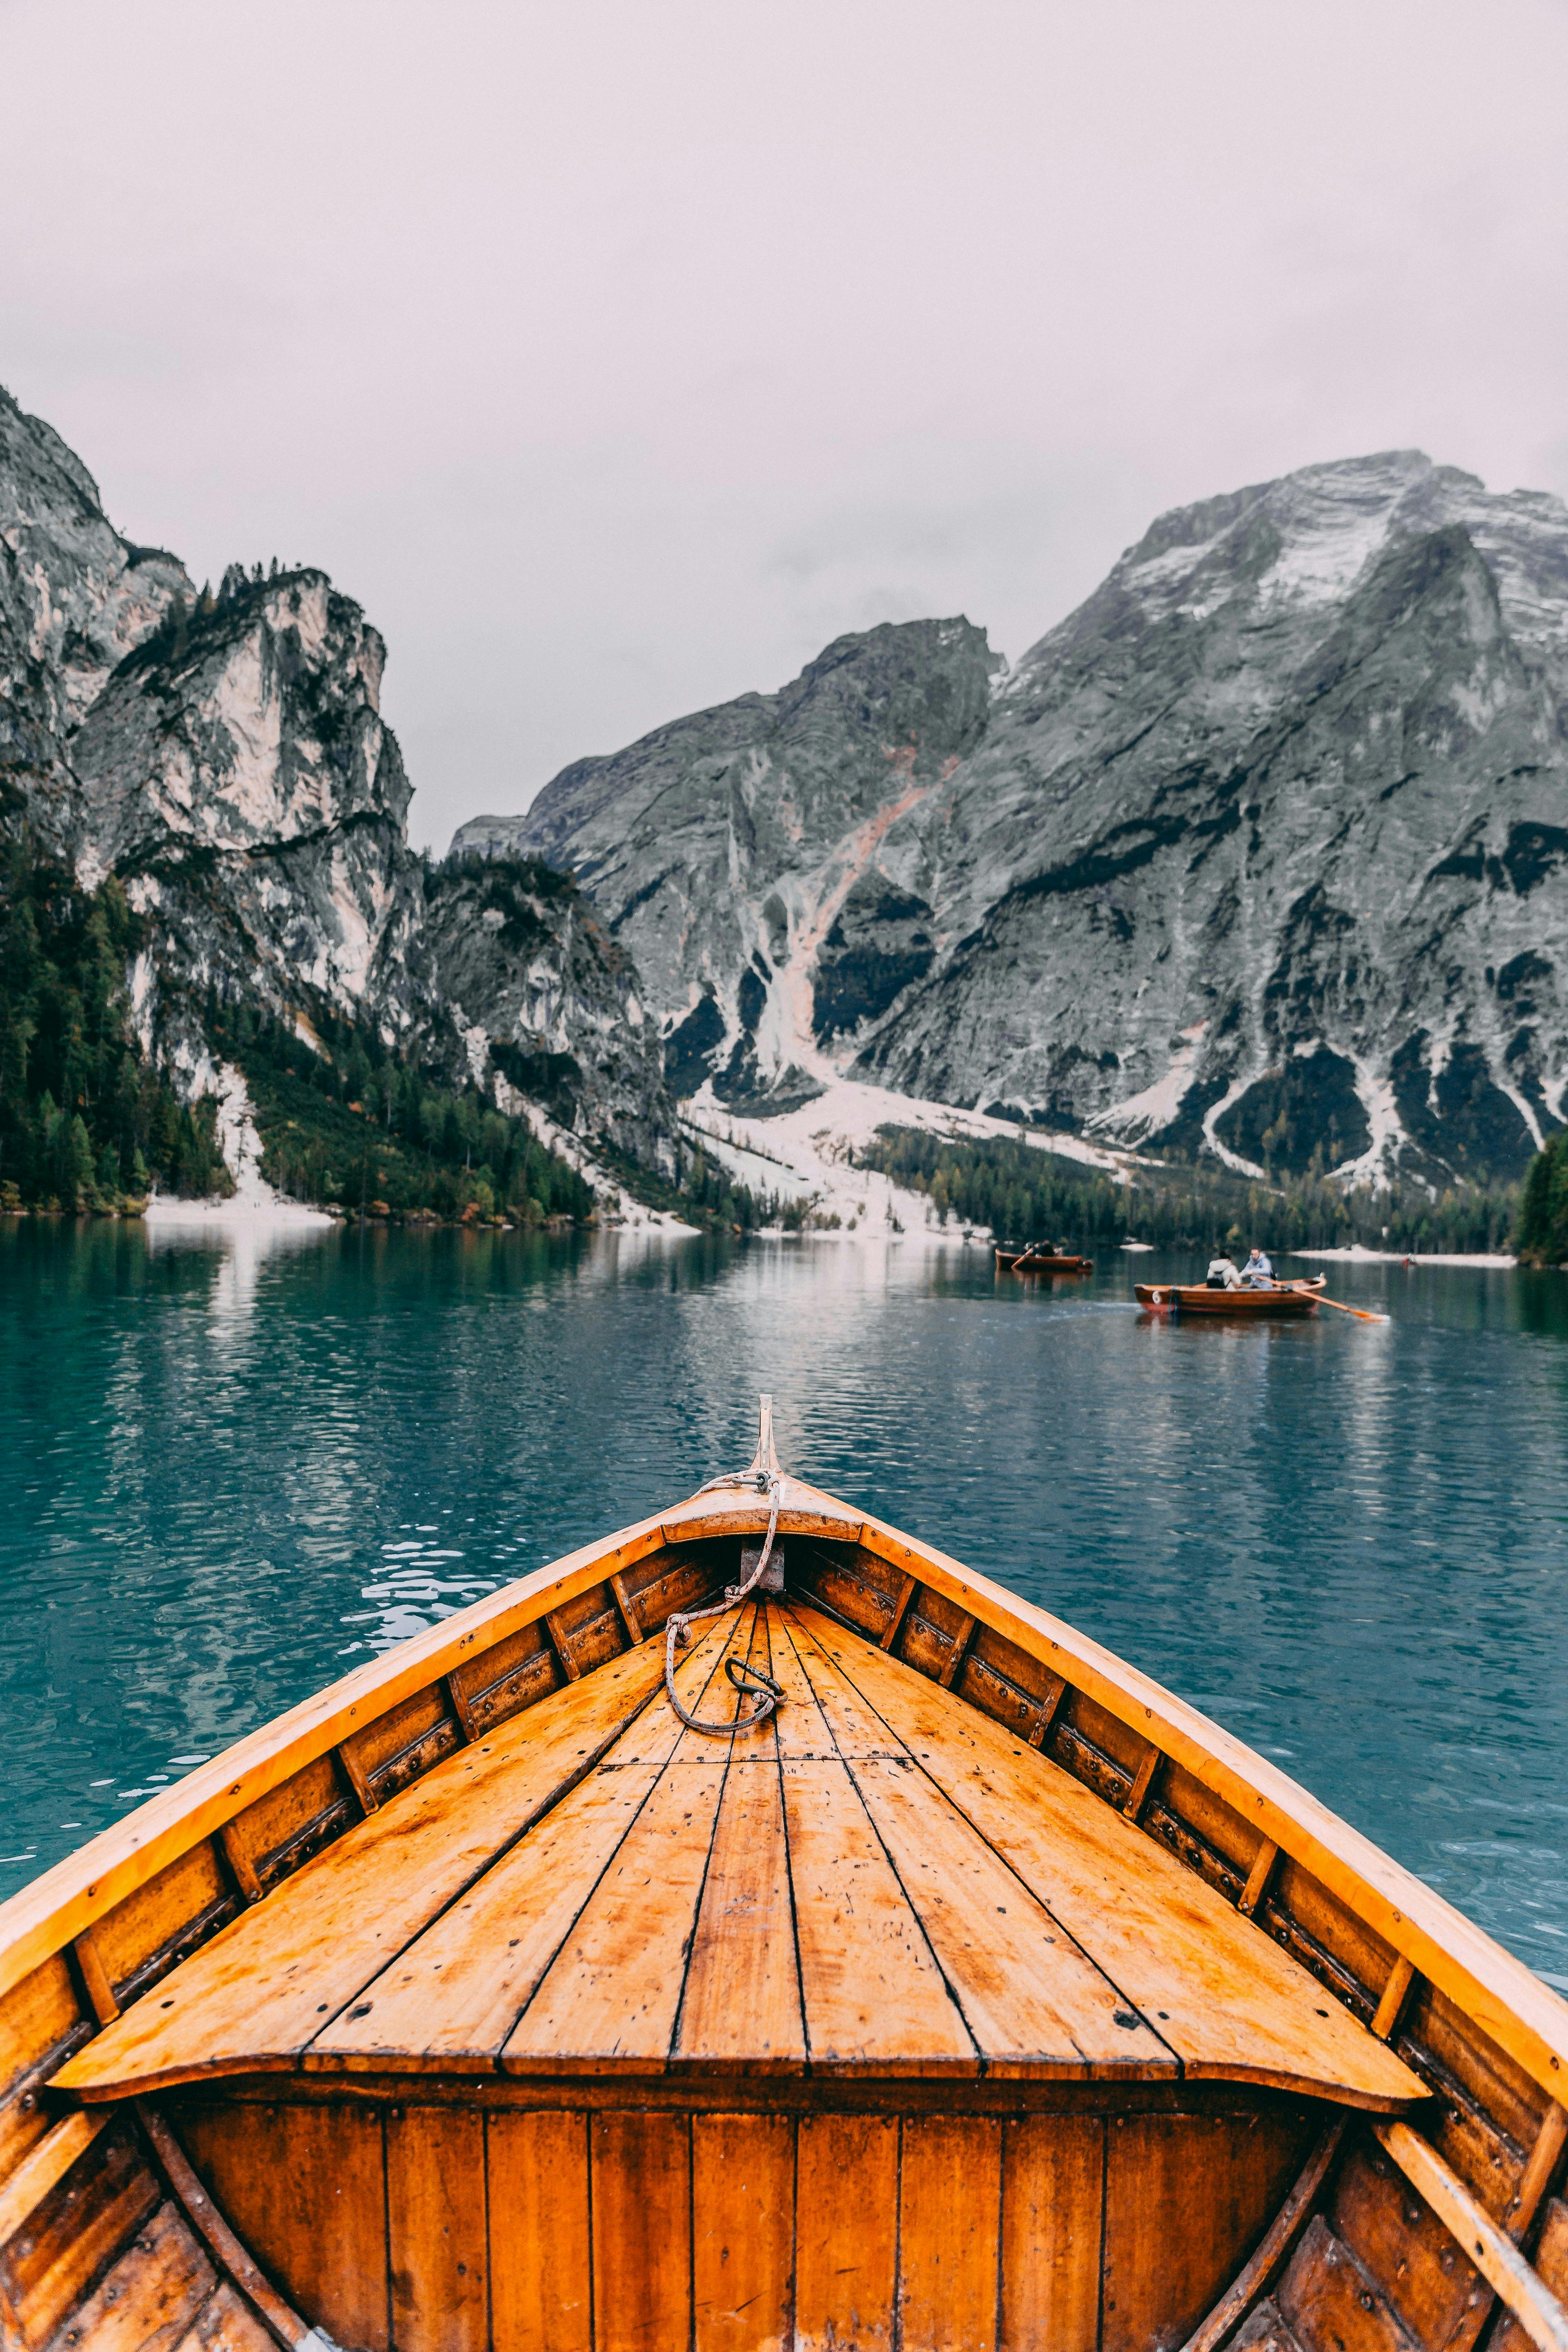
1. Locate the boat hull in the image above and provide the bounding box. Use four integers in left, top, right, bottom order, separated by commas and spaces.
1, 1411, 1564, 2352
996, 1247, 1094, 1274
1136, 1279, 1324, 1316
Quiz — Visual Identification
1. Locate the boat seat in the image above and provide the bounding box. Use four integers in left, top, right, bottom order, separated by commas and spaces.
58, 1602, 1425, 2108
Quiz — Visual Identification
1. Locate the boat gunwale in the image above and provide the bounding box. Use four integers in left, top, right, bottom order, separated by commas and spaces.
0, 1474, 1565, 2116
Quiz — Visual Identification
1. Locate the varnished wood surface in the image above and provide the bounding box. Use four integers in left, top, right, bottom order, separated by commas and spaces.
3, 1445, 1566, 2129
60, 1603, 1423, 2107
164, 2093, 1316, 2352
5, 1411, 1568, 2352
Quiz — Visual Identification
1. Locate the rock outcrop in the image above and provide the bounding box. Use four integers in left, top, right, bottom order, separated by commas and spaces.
0, 387, 676, 1176
421, 855, 673, 1169
1, 387, 190, 840
466, 453, 1568, 1184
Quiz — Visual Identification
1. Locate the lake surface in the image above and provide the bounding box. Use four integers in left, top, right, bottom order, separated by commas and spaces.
3, 1216, 1568, 1988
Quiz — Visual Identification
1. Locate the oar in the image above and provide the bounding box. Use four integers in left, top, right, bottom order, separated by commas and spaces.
1307, 1289, 1392, 1326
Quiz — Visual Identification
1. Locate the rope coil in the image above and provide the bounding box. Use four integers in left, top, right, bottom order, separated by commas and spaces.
663, 1467, 785, 1735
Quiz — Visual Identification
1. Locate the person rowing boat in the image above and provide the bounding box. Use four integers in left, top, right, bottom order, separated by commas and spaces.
1240, 1246, 1275, 1287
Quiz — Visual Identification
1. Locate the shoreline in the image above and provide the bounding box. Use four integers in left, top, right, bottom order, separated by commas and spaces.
143, 1194, 333, 1231
1288, 1245, 1517, 1268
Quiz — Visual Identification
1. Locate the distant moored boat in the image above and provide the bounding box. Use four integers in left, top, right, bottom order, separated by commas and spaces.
997, 1243, 1094, 1274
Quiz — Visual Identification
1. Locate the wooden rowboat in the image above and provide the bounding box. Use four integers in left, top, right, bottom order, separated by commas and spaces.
2, 1398, 1567, 2352
996, 1245, 1094, 1274
1136, 1276, 1328, 1316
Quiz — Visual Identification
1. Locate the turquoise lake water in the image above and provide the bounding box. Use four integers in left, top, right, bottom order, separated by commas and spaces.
2, 1216, 1567, 1985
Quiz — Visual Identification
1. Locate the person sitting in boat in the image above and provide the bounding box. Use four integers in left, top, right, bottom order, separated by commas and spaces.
1240, 1247, 1275, 1287
1205, 1256, 1242, 1289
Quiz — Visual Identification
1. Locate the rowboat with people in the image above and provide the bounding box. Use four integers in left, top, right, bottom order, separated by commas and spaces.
0, 1398, 1557, 2352
996, 1242, 1094, 1274
1136, 1274, 1328, 1316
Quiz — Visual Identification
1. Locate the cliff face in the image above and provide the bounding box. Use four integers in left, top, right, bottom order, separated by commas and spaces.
0, 388, 191, 840
65, 567, 425, 1068
421, 856, 674, 1168
457, 618, 1001, 1111
463, 453, 1568, 1184
0, 388, 676, 1176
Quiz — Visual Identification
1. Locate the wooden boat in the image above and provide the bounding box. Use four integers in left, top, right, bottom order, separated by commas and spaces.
1136, 1275, 1328, 1316
996, 1245, 1094, 1274
2, 1398, 1566, 2352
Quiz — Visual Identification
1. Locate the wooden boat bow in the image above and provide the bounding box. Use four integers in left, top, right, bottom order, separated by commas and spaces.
0, 1399, 1565, 2352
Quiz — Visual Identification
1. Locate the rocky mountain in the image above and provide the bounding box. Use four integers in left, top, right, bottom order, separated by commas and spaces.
456, 618, 1002, 1114
0, 386, 674, 1181
463, 452, 1568, 1185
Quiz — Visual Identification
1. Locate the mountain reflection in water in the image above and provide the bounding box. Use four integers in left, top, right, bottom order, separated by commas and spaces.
2, 1217, 1566, 1984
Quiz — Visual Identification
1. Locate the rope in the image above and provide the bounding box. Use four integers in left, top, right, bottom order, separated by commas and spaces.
663, 1467, 786, 1735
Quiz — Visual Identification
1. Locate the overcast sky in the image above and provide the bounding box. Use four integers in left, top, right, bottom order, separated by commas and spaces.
4, 0, 1566, 849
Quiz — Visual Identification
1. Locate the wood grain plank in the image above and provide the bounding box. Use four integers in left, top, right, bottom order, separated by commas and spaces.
91, 1843, 234, 2005
899, 2114, 1002, 2352
133, 2105, 314, 2352
692, 2112, 793, 2352
387, 2106, 488, 2352
546, 1609, 582, 1683
1491, 2200, 1568, 2352
764, 1604, 975, 2074
313, 1611, 739, 2071
58, 1644, 676, 2099
73, 1927, 120, 2022
610, 1573, 643, 1646
677, 1756, 804, 2072
1373, 1957, 1417, 2041
1510, 2109, 1568, 2242
938, 1613, 977, 1690
590, 2110, 691, 2352
780, 1755, 979, 2075
1103, 2112, 1315, 2352
0, 2119, 158, 2352
0, 2109, 109, 2245
795, 2114, 898, 2352
171, 2280, 278, 2352
488, 2110, 592, 2352
792, 1606, 1423, 2109
177, 2098, 389, 2352
677, 1608, 805, 2075
999, 2116, 1105, 2352
1374, 2121, 1568, 2352
1240, 1838, 1280, 1918
1333, 2137, 1492, 2352
336, 1741, 379, 1816
1027, 1673, 1067, 1749
217, 1823, 263, 1908
847, 1750, 1175, 2075
880, 1573, 917, 1650
1180, 2120, 1347, 2352
1276, 2214, 1416, 2352
49, 2197, 216, 2352
850, 1508, 1568, 2115
784, 1612, 1174, 2077
503, 1613, 755, 2074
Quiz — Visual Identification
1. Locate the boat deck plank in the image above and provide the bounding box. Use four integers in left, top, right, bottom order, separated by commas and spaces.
765, 1610, 977, 2073
778, 1611, 1178, 2079
675, 1628, 806, 2074
56, 1628, 724, 2100
501, 1613, 756, 2076
788, 1605, 1424, 2110
58, 1588, 1425, 2107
